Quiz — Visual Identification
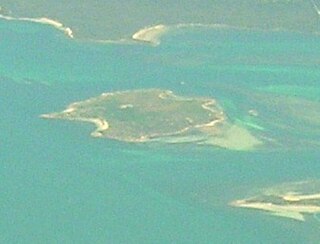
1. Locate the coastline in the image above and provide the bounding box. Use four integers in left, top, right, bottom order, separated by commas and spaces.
39, 89, 264, 150
40, 113, 109, 138
0, 9, 169, 45
1, 6, 317, 47
131, 24, 168, 46
0, 12, 74, 38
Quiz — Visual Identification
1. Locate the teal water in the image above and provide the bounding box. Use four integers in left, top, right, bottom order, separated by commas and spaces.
1, 18, 320, 243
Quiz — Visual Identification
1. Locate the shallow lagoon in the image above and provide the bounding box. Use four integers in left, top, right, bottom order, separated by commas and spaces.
1, 15, 320, 243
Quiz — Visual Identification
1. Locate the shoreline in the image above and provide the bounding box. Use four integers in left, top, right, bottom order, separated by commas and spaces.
0, 13, 74, 38
1, 6, 317, 47
39, 89, 230, 144
41, 113, 109, 137
131, 24, 168, 46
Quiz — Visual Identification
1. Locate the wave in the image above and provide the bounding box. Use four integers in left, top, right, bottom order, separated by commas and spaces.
0, 9, 74, 38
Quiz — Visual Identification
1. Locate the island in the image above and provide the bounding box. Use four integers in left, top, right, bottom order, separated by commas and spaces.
41, 89, 262, 150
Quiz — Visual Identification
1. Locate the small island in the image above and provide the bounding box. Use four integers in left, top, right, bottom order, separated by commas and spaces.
41, 89, 262, 150
230, 180, 320, 221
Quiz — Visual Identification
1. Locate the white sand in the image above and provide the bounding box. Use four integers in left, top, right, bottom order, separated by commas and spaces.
119, 104, 133, 109
283, 193, 320, 202
0, 13, 74, 38
132, 24, 167, 46
231, 197, 320, 221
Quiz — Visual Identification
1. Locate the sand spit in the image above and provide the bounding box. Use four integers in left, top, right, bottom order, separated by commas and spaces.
132, 24, 168, 46
0, 6, 307, 47
40, 112, 109, 137
230, 199, 320, 222
131, 23, 227, 46
282, 193, 320, 202
0, 8, 275, 47
0, 11, 74, 38
0, 10, 162, 45
230, 180, 320, 222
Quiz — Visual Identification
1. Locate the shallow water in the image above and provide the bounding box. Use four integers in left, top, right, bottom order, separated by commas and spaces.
1, 8, 320, 244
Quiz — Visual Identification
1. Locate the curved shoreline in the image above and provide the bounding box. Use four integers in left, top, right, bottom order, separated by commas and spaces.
39, 89, 234, 144
132, 24, 168, 46
40, 112, 109, 137
0, 12, 74, 38
230, 180, 320, 221
1, 6, 316, 47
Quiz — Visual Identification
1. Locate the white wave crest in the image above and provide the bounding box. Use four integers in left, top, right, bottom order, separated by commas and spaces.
0, 11, 74, 38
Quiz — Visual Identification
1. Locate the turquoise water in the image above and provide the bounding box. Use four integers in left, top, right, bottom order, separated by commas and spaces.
1, 17, 320, 243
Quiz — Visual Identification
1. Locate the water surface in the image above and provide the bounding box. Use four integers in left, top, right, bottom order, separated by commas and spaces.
1, 6, 320, 243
